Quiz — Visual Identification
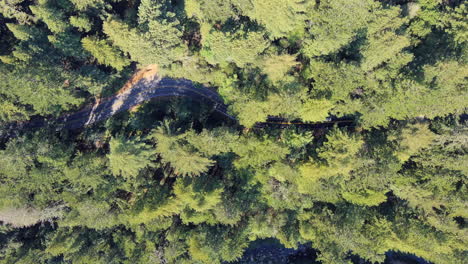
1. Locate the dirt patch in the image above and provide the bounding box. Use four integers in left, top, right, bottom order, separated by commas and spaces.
117, 64, 159, 95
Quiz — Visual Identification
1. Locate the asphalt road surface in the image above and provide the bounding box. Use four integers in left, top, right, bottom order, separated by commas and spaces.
2, 76, 353, 136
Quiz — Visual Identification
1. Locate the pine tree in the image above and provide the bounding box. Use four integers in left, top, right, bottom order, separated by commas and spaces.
201, 29, 269, 67
360, 3, 412, 72
107, 136, 155, 179
302, 0, 371, 57
150, 125, 215, 177
69, 15, 93, 32
260, 54, 299, 83
29, 2, 68, 33
298, 99, 334, 122
81, 37, 130, 71
103, 18, 186, 66
240, 0, 310, 39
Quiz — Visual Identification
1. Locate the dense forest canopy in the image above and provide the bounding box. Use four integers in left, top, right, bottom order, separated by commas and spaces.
0, 0, 467, 263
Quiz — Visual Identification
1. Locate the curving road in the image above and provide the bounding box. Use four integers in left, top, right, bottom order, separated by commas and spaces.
4, 76, 235, 132
55, 76, 238, 130
2, 75, 353, 136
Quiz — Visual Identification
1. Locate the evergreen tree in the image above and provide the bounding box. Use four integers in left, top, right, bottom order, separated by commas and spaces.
150, 125, 215, 177
302, 0, 371, 57
107, 136, 155, 179
240, 0, 310, 39
103, 18, 186, 67
360, 3, 412, 72
201, 28, 269, 67
82, 37, 130, 71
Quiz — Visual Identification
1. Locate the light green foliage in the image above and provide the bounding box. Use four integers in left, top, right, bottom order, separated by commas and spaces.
82, 37, 130, 71
150, 125, 215, 177
69, 0, 108, 10
0, 65, 83, 119
62, 153, 109, 193
392, 129, 468, 236
407, 0, 442, 38
1, 0, 467, 263
298, 99, 334, 122
62, 199, 118, 229
390, 123, 437, 162
185, 0, 237, 23
307, 60, 365, 101
185, 0, 203, 19
233, 99, 270, 127
201, 29, 269, 67
232, 92, 303, 127
183, 128, 237, 156
29, 2, 68, 33
174, 177, 223, 224
424, 60, 467, 92
0, 101, 28, 122
297, 129, 365, 203
441, 4, 468, 45
69, 15, 93, 32
318, 129, 363, 169
299, 208, 393, 263
6, 23, 36, 41
0, 133, 74, 208
355, 60, 467, 128
242, 0, 310, 39
103, 18, 186, 66
342, 190, 387, 207
260, 54, 299, 83
231, 134, 290, 169
302, 0, 371, 57
187, 226, 249, 264
107, 136, 155, 178
361, 4, 411, 71
406, 0, 467, 46
0, 0, 35, 24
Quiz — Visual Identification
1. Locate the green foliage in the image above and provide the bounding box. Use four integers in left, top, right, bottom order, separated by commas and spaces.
231, 134, 290, 169
260, 54, 299, 83
298, 99, 334, 122
307, 60, 365, 101
0, 132, 74, 208
342, 190, 387, 207
302, 0, 370, 57
103, 18, 186, 67
107, 136, 155, 178
0, 64, 83, 120
185, 0, 237, 23
0, 0, 467, 263
392, 128, 468, 236
69, 0, 108, 11
390, 123, 437, 162
0, 0, 35, 24
241, 0, 310, 39
201, 28, 269, 67
29, 2, 68, 34
150, 125, 215, 177
69, 15, 93, 32
318, 129, 364, 169
360, 4, 411, 72
187, 225, 249, 264
82, 37, 131, 71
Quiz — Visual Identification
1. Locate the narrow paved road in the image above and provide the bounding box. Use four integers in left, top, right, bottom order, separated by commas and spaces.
4, 76, 236, 132
56, 76, 238, 129
2, 75, 353, 135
